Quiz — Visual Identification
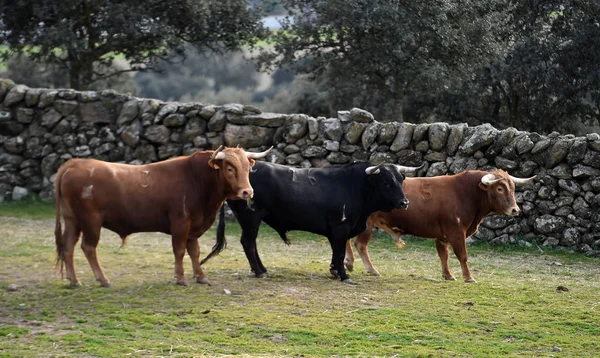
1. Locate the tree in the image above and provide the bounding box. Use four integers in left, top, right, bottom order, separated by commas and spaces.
0, 0, 267, 90
257, 0, 509, 120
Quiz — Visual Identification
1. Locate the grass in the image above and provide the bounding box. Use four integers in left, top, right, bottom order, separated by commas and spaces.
0, 201, 599, 357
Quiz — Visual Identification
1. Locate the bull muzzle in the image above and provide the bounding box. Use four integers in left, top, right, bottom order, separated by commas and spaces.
238, 187, 254, 200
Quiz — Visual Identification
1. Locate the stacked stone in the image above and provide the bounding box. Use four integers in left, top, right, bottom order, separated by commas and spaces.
0, 79, 599, 254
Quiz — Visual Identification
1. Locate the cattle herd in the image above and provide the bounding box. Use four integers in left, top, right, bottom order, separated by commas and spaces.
53, 146, 534, 287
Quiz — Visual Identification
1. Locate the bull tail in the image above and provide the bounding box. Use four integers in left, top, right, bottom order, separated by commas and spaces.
200, 204, 228, 265
54, 165, 66, 278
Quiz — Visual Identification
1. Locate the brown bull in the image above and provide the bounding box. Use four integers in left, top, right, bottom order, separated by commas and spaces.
345, 169, 535, 282
54, 146, 271, 287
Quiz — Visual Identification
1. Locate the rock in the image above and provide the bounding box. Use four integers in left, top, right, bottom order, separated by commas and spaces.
223, 124, 275, 148
426, 162, 447, 176
302, 145, 328, 158
158, 144, 182, 159
321, 118, 342, 141
449, 157, 478, 173
285, 114, 309, 140
345, 122, 368, 144
566, 139, 587, 164
163, 113, 187, 127
326, 152, 351, 164
307, 117, 319, 140
350, 108, 374, 123
494, 156, 518, 170
390, 123, 415, 152
155, 103, 178, 123
120, 121, 142, 147
428, 123, 449, 151
544, 139, 571, 168
534, 215, 566, 234
228, 112, 287, 127
144, 125, 171, 145
515, 134, 535, 154
482, 215, 514, 229
573, 164, 600, 178
412, 123, 430, 142
323, 140, 339, 151
41, 108, 63, 128
208, 111, 227, 132
379, 122, 399, 144
0, 78, 15, 102
54, 100, 78, 116
199, 105, 217, 120
4, 84, 27, 106
362, 122, 381, 150
7, 284, 18, 292
557, 179, 580, 195
446, 123, 467, 155
458, 123, 498, 155
16, 108, 34, 123
369, 152, 396, 165
134, 144, 158, 162
183, 118, 207, 141
11, 186, 29, 201
117, 99, 139, 126
4, 136, 24, 154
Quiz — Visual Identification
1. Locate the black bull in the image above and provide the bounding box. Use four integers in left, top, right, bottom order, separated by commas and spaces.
202, 161, 420, 283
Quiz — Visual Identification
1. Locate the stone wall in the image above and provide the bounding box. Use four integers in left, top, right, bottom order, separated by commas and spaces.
1, 79, 599, 255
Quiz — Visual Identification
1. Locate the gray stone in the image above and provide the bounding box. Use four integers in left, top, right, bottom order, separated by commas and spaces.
515, 134, 535, 154
53, 119, 71, 135
321, 118, 342, 141
0, 78, 15, 102
412, 123, 430, 142
302, 145, 328, 158
4, 84, 27, 106
228, 112, 287, 127
41, 153, 59, 178
134, 144, 157, 162
423, 151, 447, 162
222, 103, 244, 115
428, 123, 449, 151
16, 108, 34, 124
117, 99, 139, 126
396, 149, 423, 167
379, 122, 399, 144
544, 139, 571, 168
80, 101, 117, 124
163, 113, 187, 127
243, 104, 262, 114
542, 237, 560, 247
362, 122, 381, 150
285, 114, 309, 140
494, 156, 518, 170
369, 152, 396, 165
41, 108, 63, 128
198, 105, 217, 120
183, 118, 207, 141
390, 123, 415, 152
458, 123, 498, 155
120, 121, 142, 148
345, 122, 368, 144
208, 111, 227, 132
426, 162, 447, 177
324, 140, 340, 151
139, 99, 161, 114
326, 152, 351, 164
284, 144, 300, 154
155, 103, 178, 123
144, 125, 171, 145
573, 164, 600, 178
415, 141, 429, 153
192, 136, 209, 148
94, 142, 116, 156
534, 214, 566, 234
558, 179, 581, 195
482, 215, 513, 229
158, 144, 182, 159
285, 153, 304, 165
223, 124, 274, 148
582, 150, 600, 168
537, 187, 556, 200
11, 186, 28, 201
4, 136, 24, 153
38, 90, 58, 108
446, 123, 467, 155
561, 228, 579, 246
307, 117, 319, 140
548, 164, 572, 179
566, 139, 587, 164
449, 157, 478, 174
70, 145, 91, 157
350, 108, 374, 123
54, 100, 78, 116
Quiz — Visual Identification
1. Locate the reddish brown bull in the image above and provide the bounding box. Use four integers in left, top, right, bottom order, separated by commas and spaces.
54, 146, 271, 287
345, 169, 535, 282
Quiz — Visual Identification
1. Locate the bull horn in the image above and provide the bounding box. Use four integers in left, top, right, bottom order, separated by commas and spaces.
210, 145, 226, 160
246, 146, 273, 159
481, 173, 504, 186
395, 162, 425, 173
509, 174, 536, 185
365, 163, 383, 175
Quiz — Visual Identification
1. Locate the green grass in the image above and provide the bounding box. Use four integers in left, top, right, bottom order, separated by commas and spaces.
1, 201, 599, 357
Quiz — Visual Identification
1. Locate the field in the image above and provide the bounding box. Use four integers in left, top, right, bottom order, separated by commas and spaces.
0, 200, 599, 357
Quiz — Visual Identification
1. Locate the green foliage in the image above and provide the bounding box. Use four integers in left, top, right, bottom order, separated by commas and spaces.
0, 211, 599, 356
0, 0, 267, 90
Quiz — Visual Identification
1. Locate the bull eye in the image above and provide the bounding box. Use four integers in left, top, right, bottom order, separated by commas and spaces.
497, 187, 503, 192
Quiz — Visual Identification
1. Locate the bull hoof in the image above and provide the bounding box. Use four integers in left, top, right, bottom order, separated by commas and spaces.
69, 281, 82, 287
330, 268, 339, 278
342, 278, 357, 285
255, 272, 268, 278
100, 282, 111, 288
465, 278, 477, 283
176, 280, 188, 286
368, 271, 381, 277
196, 277, 211, 285
443, 275, 457, 281
345, 263, 354, 272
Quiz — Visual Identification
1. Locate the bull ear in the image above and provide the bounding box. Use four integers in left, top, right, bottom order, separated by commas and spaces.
208, 159, 221, 170
365, 163, 383, 175
248, 158, 256, 167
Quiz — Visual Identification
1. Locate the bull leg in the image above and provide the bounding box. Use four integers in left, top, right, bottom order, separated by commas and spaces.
354, 226, 381, 276
344, 240, 355, 272
328, 237, 355, 284
450, 238, 475, 283
239, 222, 267, 278
80, 219, 110, 287
186, 238, 210, 285
435, 239, 455, 281
62, 218, 82, 286
171, 221, 191, 286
